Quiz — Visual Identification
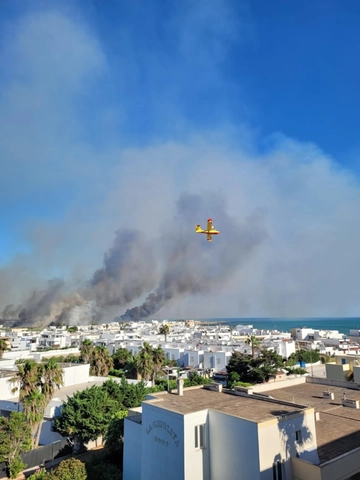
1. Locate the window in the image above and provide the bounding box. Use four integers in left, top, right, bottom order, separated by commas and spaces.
295, 429, 302, 443
195, 424, 205, 449
216, 358, 221, 364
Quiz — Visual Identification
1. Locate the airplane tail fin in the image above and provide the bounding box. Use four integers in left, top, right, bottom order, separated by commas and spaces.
196, 224, 202, 232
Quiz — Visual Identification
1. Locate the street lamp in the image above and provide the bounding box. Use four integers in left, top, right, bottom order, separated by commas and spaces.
310, 345, 313, 376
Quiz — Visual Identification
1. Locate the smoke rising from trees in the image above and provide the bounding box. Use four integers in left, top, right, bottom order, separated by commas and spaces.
0, 193, 267, 326
121, 193, 267, 320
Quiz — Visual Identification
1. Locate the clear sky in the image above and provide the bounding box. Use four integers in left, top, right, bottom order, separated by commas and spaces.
1, 0, 360, 322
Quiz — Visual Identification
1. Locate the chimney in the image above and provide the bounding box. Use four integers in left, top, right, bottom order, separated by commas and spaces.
177, 378, 184, 396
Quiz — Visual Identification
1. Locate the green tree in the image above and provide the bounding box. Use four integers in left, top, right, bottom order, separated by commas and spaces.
8, 359, 64, 449
258, 349, 284, 370
8, 359, 39, 401
104, 410, 128, 461
227, 347, 284, 385
185, 371, 210, 386
0, 412, 31, 478
151, 346, 166, 384
123, 354, 138, 380
137, 342, 154, 382
288, 349, 320, 365
245, 335, 262, 358
54, 385, 119, 451
22, 390, 47, 448
41, 357, 65, 405
28, 469, 49, 480
112, 347, 132, 370
66, 326, 78, 333
91, 345, 113, 376
159, 324, 170, 342
49, 458, 87, 480
0, 338, 9, 358
79, 339, 94, 364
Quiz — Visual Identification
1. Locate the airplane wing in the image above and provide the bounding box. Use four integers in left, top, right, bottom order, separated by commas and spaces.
196, 219, 220, 239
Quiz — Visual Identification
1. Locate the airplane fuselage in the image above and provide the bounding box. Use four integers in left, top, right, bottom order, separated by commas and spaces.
195, 218, 220, 242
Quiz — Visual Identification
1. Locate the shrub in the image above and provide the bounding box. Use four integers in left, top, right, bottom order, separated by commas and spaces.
50, 458, 87, 480
233, 381, 253, 387
9, 457, 27, 479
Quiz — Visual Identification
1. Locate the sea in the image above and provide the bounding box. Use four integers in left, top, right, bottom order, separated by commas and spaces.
196, 318, 360, 336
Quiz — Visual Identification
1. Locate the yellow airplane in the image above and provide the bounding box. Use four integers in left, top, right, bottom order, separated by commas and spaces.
195, 218, 220, 242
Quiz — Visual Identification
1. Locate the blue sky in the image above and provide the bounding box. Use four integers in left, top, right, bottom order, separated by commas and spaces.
1, 0, 360, 321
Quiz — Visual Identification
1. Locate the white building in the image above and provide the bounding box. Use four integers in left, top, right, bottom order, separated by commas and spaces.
203, 351, 231, 372
162, 347, 185, 366
274, 339, 296, 359
123, 381, 319, 480
124, 377, 360, 480
38, 330, 71, 349
183, 349, 204, 368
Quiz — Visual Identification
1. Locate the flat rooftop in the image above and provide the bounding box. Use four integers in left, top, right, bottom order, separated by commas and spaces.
146, 381, 360, 464
266, 382, 360, 464
145, 387, 307, 423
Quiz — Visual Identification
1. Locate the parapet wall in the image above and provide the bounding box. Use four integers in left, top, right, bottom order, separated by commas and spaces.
306, 376, 360, 390
252, 375, 306, 392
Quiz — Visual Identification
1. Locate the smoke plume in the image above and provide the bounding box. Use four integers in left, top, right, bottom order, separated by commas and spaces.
0, 192, 267, 326
120, 193, 267, 320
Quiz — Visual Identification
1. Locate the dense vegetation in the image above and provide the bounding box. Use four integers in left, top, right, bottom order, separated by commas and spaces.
226, 346, 313, 386
0, 412, 31, 478
8, 358, 64, 449
287, 349, 320, 365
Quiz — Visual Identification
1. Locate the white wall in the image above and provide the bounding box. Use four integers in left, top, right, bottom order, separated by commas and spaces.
62, 363, 90, 387
325, 363, 349, 381
32, 347, 80, 361
2, 350, 32, 360
39, 419, 62, 446
209, 410, 260, 480
184, 350, 204, 368
258, 410, 319, 480
184, 410, 209, 480
0, 376, 18, 400
141, 402, 184, 480
203, 351, 230, 372
163, 348, 185, 366
123, 418, 142, 480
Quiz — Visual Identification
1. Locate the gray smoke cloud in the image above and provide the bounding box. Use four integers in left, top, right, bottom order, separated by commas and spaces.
0, 192, 267, 326
0, 229, 158, 326
1, 278, 65, 326
120, 193, 267, 320
88, 229, 156, 307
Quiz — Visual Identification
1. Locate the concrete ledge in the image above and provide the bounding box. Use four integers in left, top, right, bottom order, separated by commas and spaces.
306, 376, 360, 390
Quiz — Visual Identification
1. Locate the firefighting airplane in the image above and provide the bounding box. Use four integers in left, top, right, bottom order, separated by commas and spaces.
195, 218, 220, 242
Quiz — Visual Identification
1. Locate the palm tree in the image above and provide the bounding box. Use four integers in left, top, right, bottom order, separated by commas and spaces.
91, 345, 113, 376
137, 343, 154, 382
123, 354, 138, 380
245, 335, 262, 359
8, 358, 64, 448
40, 357, 64, 404
0, 338, 9, 358
8, 360, 39, 401
159, 324, 170, 342
151, 346, 166, 384
79, 339, 94, 364
22, 390, 47, 449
